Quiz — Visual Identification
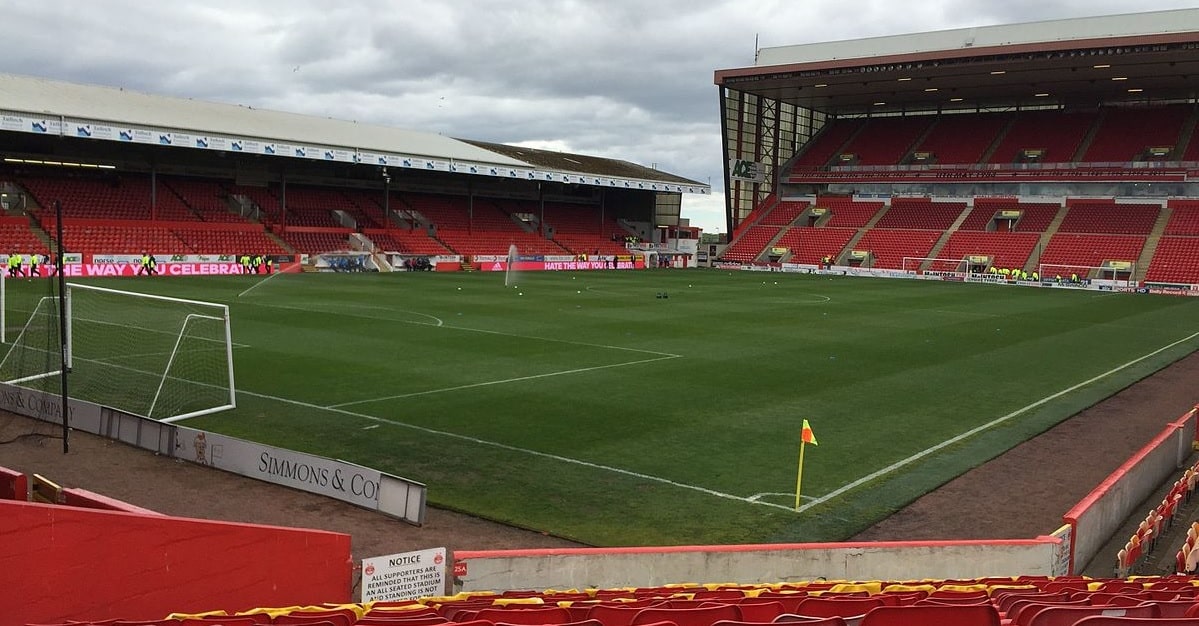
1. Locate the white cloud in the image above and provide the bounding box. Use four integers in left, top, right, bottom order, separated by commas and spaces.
1, 0, 1192, 234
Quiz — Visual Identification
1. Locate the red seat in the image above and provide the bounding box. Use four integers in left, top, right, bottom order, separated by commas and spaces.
1074, 618, 1199, 626
859, 604, 1000, 626
793, 597, 887, 619
631, 606, 742, 626
474, 608, 573, 625
1026, 605, 1160, 626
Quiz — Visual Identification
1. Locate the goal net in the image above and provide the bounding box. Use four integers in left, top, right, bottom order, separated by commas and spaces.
0, 283, 235, 422
1038, 263, 1136, 287
901, 256, 977, 276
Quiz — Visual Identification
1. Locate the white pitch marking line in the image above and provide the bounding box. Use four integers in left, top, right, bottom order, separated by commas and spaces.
327, 354, 681, 409
797, 328, 1199, 513
245, 301, 445, 327
235, 386, 797, 513
237, 270, 285, 298
362, 424, 380, 430
433, 323, 681, 357
245, 300, 675, 357
750, 492, 815, 502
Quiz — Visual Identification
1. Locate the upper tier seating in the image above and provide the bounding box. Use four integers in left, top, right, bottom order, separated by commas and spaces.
794, 119, 864, 168
501, 200, 629, 255
722, 225, 781, 261
910, 113, 1010, 165
22, 174, 199, 221
987, 110, 1098, 164
840, 116, 935, 166
761, 200, 810, 226
338, 189, 390, 229
937, 231, 1041, 271
229, 185, 282, 222
163, 178, 249, 222
1038, 233, 1147, 275
854, 229, 943, 269
873, 199, 966, 231
1144, 237, 1199, 285
267, 187, 354, 227
1057, 202, 1161, 235
819, 198, 885, 228
774, 227, 857, 265
1081, 106, 1192, 163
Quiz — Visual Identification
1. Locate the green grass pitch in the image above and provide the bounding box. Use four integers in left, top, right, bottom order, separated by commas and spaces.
4, 270, 1198, 546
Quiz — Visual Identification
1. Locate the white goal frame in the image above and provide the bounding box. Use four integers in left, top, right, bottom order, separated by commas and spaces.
1038, 263, 1136, 288
0, 281, 236, 422
66, 283, 237, 423
901, 256, 974, 276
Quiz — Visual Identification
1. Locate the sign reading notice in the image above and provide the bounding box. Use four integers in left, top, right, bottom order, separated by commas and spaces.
361, 547, 447, 602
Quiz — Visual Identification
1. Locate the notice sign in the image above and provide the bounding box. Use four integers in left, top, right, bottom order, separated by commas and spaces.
361, 547, 447, 602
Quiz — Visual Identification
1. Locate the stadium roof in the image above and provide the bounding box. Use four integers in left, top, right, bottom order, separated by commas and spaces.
462, 140, 702, 186
0, 73, 708, 194
714, 9, 1199, 116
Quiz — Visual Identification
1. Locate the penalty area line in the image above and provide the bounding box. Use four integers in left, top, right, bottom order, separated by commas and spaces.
327, 354, 681, 408
237, 386, 797, 513
798, 328, 1199, 513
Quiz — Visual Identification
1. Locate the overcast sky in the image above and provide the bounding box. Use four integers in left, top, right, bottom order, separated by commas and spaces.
1, 0, 1194, 233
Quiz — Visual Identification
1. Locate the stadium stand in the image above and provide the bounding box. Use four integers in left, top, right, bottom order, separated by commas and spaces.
1057, 201, 1161, 236
936, 231, 1041, 271
839, 116, 935, 166
854, 229, 943, 269
1081, 106, 1192, 163
910, 113, 1011, 165
986, 110, 1098, 165
818, 198, 885, 228
721, 225, 781, 262
793, 119, 865, 169
774, 226, 857, 264
1144, 237, 1199, 284
362, 228, 452, 256
760, 200, 810, 226
163, 177, 252, 222
872, 198, 966, 231
1038, 233, 1147, 277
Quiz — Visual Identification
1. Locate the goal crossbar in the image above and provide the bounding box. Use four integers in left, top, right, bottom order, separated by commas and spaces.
0, 282, 242, 422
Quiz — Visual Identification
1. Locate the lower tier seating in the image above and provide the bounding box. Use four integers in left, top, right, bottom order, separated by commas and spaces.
1145, 237, 1199, 284
854, 229, 943, 269
936, 231, 1041, 272
1038, 233, 1147, 277
774, 227, 857, 265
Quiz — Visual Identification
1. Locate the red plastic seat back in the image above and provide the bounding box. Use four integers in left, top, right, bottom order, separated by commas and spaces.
859, 605, 1000, 626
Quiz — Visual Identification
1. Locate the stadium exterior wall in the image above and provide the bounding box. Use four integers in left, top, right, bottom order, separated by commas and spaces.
452, 539, 1060, 591
1063, 408, 1198, 574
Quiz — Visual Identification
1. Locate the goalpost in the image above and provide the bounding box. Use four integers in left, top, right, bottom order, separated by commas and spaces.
0, 282, 236, 422
1038, 262, 1136, 287
901, 256, 974, 276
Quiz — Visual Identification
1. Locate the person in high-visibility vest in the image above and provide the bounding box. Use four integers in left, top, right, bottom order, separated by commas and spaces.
7, 252, 21, 278
29, 253, 40, 277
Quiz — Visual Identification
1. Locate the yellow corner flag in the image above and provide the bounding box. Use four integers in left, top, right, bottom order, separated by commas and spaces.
801, 419, 818, 446
796, 419, 817, 510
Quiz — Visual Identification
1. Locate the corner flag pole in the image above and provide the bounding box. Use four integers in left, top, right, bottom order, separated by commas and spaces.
795, 440, 807, 510
795, 419, 818, 510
